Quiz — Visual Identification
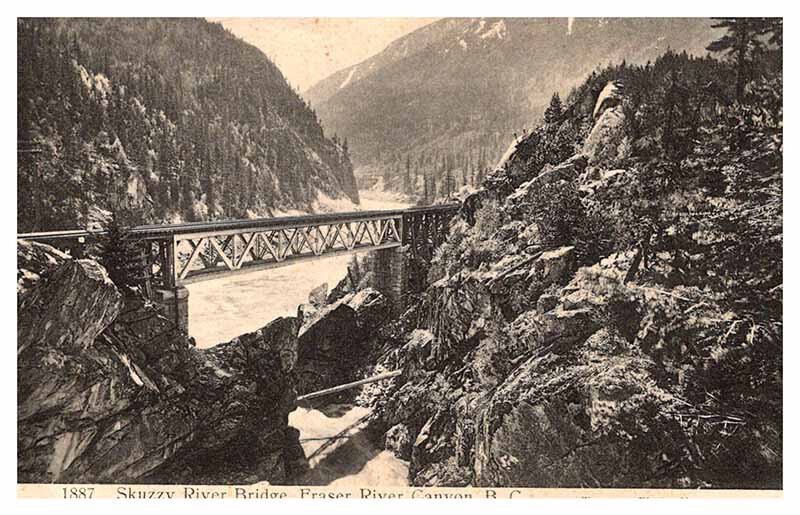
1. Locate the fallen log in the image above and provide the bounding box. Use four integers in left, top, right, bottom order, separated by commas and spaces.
296, 369, 402, 402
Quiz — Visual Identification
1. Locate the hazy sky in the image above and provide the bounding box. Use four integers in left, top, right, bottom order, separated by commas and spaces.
210, 18, 437, 92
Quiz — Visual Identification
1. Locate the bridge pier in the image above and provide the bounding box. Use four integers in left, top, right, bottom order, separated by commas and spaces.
367, 246, 406, 315
154, 286, 190, 335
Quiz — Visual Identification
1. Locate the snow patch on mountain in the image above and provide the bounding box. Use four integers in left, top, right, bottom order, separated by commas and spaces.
339, 67, 357, 90
480, 20, 507, 40
459, 39, 468, 50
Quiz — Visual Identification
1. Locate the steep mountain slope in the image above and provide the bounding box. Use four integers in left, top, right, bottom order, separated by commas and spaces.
18, 18, 359, 233
305, 18, 722, 198
347, 34, 782, 487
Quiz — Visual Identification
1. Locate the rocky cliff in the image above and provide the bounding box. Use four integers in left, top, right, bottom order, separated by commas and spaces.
356, 49, 782, 488
17, 240, 395, 483
18, 241, 305, 483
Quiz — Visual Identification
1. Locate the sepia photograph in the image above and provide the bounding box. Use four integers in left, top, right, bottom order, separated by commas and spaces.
12, 5, 786, 502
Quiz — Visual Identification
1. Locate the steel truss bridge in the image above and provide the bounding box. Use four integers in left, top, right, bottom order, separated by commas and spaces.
18, 204, 460, 289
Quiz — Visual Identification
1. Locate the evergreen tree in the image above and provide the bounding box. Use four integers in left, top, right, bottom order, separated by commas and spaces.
544, 92, 564, 123
99, 210, 147, 293
422, 171, 430, 205
403, 155, 412, 195
706, 18, 775, 101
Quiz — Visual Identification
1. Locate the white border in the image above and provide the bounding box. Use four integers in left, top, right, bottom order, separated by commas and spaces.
1, 1, 793, 513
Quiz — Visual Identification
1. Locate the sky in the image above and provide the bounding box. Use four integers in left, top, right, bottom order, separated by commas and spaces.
210, 18, 437, 93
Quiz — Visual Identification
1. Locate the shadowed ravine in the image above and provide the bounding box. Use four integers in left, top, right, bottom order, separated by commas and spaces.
189, 192, 412, 485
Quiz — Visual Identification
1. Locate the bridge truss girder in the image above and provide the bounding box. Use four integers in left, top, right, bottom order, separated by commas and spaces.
164, 216, 403, 286
17, 204, 460, 291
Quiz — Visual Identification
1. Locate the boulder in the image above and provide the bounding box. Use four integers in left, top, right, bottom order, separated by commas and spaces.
535, 246, 576, 285
507, 307, 599, 354
17, 242, 303, 484
17, 239, 68, 294
486, 131, 587, 196
484, 246, 577, 320
473, 347, 688, 488
407, 406, 477, 487
147, 316, 301, 484
582, 81, 630, 167
296, 302, 318, 325
384, 423, 413, 460
410, 411, 455, 480
308, 282, 328, 307
327, 273, 354, 304
583, 106, 629, 167
592, 81, 625, 120
503, 155, 587, 219
423, 272, 497, 367
536, 292, 560, 314
18, 246, 122, 356
295, 288, 390, 394
483, 131, 545, 194
374, 371, 458, 450
404, 329, 436, 373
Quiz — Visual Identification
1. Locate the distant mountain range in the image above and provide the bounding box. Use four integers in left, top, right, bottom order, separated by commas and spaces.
18, 18, 358, 233
305, 18, 723, 197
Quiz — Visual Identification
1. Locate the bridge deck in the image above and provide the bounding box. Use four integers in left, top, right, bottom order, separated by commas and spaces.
17, 203, 460, 287
17, 204, 459, 241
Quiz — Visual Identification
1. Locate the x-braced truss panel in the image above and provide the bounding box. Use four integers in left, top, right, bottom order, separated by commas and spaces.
171, 217, 402, 284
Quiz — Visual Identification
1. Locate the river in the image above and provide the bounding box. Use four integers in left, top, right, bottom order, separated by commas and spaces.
289, 405, 409, 486
186, 190, 412, 486
187, 190, 410, 349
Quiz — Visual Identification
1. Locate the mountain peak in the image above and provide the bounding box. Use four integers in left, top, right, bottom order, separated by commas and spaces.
303, 18, 722, 199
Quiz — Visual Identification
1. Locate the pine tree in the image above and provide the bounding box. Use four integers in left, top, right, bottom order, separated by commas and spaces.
544, 92, 564, 123
99, 210, 146, 293
422, 171, 430, 205
403, 154, 412, 195
444, 167, 454, 199
706, 18, 774, 101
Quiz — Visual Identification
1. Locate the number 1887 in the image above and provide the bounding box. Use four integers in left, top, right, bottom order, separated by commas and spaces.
62, 487, 94, 499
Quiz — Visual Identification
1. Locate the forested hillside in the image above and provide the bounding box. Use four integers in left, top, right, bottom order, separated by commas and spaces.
355, 18, 783, 487
305, 18, 723, 202
18, 18, 358, 233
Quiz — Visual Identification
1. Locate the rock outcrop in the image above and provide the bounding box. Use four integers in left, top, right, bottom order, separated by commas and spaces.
366, 249, 692, 487
295, 288, 390, 395
472, 339, 683, 487
583, 81, 630, 167
18, 242, 304, 484
592, 81, 625, 119
362, 119, 780, 488
357, 46, 782, 490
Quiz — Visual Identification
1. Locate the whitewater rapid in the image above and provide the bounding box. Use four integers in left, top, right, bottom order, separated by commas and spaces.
289, 405, 409, 486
